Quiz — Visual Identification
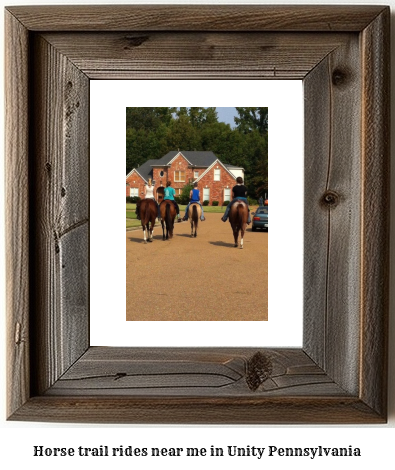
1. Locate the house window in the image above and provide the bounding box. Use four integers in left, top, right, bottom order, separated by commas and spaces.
176, 188, 182, 196
224, 188, 231, 203
203, 187, 210, 203
130, 187, 139, 197
194, 170, 199, 178
159, 170, 164, 177
174, 171, 185, 182
214, 168, 221, 181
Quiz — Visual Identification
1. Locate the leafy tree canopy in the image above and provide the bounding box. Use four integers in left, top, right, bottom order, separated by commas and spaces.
126, 107, 268, 198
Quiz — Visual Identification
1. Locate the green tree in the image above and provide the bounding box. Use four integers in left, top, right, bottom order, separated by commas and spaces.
188, 107, 218, 128
165, 114, 201, 151
234, 107, 268, 135
126, 107, 175, 130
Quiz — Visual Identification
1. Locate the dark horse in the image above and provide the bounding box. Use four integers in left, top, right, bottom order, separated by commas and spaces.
188, 203, 201, 238
160, 200, 176, 240
229, 200, 249, 249
139, 198, 157, 244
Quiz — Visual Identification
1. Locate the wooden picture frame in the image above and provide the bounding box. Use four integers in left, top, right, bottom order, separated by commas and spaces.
5, 5, 389, 424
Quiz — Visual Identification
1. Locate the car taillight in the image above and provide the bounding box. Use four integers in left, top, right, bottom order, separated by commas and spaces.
253, 217, 260, 221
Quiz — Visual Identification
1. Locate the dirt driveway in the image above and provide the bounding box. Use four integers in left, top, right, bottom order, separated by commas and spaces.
126, 212, 268, 321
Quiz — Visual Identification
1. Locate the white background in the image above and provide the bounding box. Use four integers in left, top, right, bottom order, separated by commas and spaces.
1, 0, 394, 469
90, 80, 303, 347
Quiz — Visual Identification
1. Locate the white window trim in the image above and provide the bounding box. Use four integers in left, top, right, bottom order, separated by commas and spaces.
174, 170, 185, 182
224, 188, 231, 201
214, 168, 221, 181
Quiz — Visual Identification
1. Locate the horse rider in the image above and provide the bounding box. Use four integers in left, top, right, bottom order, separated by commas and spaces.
135, 178, 160, 220
221, 176, 251, 224
182, 182, 205, 221
163, 180, 181, 221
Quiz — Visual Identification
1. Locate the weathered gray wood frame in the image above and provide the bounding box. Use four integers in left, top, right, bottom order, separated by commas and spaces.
5, 5, 389, 424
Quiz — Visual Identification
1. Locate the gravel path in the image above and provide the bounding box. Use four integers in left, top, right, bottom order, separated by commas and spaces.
126, 212, 268, 321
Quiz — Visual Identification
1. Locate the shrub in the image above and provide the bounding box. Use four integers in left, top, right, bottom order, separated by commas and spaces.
222, 200, 230, 206
247, 196, 257, 205
212, 200, 219, 206
203, 200, 209, 206
176, 194, 190, 205
126, 196, 140, 204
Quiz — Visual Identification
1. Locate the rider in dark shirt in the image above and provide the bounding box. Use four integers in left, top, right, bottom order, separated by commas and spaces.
221, 177, 251, 224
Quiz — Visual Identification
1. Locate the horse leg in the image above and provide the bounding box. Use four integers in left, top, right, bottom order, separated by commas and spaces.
161, 220, 165, 240
234, 227, 239, 247
150, 223, 154, 242
142, 224, 147, 244
190, 219, 194, 237
240, 227, 244, 249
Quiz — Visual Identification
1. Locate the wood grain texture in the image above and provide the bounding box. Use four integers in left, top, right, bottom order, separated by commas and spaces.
304, 35, 362, 395
5, 10, 30, 418
5, 5, 386, 32
42, 32, 351, 80
10, 395, 383, 425
5, 5, 389, 424
29, 35, 90, 395
46, 347, 345, 397
360, 9, 390, 418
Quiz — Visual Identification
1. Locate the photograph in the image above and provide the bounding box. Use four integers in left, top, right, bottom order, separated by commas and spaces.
2, 4, 393, 463
125, 107, 268, 321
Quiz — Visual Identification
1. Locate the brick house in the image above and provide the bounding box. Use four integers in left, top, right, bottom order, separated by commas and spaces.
126, 151, 244, 205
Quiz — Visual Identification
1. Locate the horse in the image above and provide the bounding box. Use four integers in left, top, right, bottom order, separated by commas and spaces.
139, 198, 157, 244
159, 200, 177, 240
188, 203, 201, 238
228, 200, 249, 249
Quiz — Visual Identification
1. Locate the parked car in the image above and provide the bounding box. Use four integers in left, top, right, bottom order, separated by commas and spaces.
251, 207, 268, 231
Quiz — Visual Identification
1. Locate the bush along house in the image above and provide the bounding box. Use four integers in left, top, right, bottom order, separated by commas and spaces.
126, 150, 244, 205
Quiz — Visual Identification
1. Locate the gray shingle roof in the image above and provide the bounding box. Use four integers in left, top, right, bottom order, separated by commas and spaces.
153, 150, 218, 167
134, 151, 219, 181
132, 159, 156, 182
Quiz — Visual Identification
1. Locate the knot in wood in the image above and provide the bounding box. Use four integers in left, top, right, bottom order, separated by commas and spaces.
321, 190, 340, 207
246, 351, 273, 391
332, 68, 348, 87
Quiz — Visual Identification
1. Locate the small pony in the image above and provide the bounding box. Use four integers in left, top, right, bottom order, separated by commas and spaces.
160, 200, 177, 240
229, 200, 249, 249
139, 198, 157, 244
187, 203, 202, 238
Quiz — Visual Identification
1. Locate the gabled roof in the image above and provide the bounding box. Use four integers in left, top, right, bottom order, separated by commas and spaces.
127, 159, 158, 183
223, 163, 245, 171
195, 159, 238, 183
150, 150, 218, 168
126, 151, 231, 182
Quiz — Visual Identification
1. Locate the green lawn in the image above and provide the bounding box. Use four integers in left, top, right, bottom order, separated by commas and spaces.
126, 202, 257, 229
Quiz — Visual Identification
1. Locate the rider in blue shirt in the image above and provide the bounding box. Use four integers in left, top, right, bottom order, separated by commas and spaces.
182, 182, 205, 221
163, 180, 180, 220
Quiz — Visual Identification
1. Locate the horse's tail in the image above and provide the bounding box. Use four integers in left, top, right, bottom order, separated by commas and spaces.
192, 204, 199, 228
237, 203, 245, 227
165, 203, 172, 233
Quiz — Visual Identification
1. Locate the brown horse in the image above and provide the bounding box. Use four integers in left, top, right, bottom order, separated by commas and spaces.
228, 200, 249, 248
160, 200, 176, 240
139, 198, 157, 243
188, 203, 201, 238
